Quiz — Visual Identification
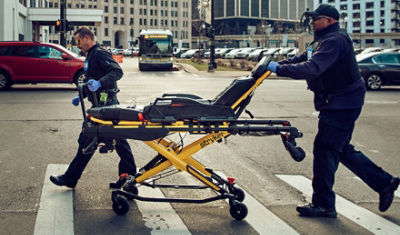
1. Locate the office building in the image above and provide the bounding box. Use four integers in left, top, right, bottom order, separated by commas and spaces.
317, 0, 400, 47
192, 0, 315, 48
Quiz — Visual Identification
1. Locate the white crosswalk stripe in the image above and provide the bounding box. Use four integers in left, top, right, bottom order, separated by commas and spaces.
217, 172, 299, 235
36, 165, 400, 234
135, 185, 191, 235
277, 174, 400, 234
34, 164, 74, 235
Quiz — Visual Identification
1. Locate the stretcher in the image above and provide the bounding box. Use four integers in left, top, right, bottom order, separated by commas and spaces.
79, 57, 305, 221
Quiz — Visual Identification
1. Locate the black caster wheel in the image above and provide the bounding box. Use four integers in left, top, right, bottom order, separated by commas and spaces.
123, 183, 138, 195
229, 201, 248, 221
232, 187, 245, 202
112, 196, 129, 215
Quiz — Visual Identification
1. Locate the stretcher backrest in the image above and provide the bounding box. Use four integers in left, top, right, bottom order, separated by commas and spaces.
211, 76, 255, 106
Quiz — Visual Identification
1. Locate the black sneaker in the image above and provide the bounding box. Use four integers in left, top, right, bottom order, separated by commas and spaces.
49, 174, 77, 188
379, 177, 400, 212
109, 173, 129, 189
296, 203, 337, 218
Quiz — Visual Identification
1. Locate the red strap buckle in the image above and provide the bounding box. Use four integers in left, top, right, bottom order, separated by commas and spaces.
138, 113, 145, 122
227, 177, 235, 185
119, 173, 129, 178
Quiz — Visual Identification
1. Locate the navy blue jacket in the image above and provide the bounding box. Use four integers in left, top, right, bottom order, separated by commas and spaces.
84, 43, 122, 105
276, 23, 365, 111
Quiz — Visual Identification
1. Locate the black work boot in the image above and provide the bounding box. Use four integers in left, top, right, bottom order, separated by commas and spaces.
379, 177, 400, 212
49, 174, 77, 188
109, 173, 129, 189
296, 203, 337, 218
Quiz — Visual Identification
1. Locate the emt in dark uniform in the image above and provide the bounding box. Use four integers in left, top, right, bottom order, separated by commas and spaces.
266, 4, 399, 217
50, 27, 137, 189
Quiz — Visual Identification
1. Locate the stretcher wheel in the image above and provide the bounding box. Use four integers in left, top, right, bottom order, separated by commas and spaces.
123, 183, 138, 195
112, 196, 129, 215
232, 187, 245, 202
229, 201, 248, 221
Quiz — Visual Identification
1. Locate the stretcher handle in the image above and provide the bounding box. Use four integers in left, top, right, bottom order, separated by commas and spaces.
281, 129, 306, 162
78, 83, 88, 126
78, 82, 98, 127
285, 142, 306, 162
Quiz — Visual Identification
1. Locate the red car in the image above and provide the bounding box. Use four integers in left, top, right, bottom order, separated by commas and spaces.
0, 41, 85, 90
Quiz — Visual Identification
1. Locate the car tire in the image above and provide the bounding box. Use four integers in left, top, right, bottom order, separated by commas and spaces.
365, 73, 383, 90
73, 70, 85, 87
0, 70, 11, 90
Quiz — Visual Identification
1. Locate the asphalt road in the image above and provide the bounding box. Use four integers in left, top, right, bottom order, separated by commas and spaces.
0, 57, 400, 235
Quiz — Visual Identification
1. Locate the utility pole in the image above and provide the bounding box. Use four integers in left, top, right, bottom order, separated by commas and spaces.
60, 0, 66, 47
208, 0, 217, 71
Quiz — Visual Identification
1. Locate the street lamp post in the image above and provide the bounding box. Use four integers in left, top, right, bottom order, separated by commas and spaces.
208, 0, 217, 71
60, 0, 66, 47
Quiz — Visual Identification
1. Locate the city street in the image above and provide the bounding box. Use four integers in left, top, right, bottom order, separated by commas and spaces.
1, 57, 400, 234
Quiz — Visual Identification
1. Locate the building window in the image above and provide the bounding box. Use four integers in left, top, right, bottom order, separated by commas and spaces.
353, 4, 360, 10
121, 7, 124, 14
105, 6, 108, 13
105, 16, 108, 24
366, 2, 374, 8
366, 11, 373, 18
114, 17, 117, 24
121, 17, 124, 24
131, 8, 134, 14
105, 28, 109, 36
114, 7, 117, 14
251, 0, 259, 17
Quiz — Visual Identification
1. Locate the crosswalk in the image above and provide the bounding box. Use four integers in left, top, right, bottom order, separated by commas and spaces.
35, 164, 400, 234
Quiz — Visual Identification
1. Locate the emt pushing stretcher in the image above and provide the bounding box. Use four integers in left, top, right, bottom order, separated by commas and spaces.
78, 57, 305, 220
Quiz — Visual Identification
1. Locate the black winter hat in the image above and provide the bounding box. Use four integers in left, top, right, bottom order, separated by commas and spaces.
304, 4, 340, 20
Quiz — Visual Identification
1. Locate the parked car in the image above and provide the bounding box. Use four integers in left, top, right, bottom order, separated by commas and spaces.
180, 49, 201, 59
215, 48, 232, 58
360, 47, 383, 54
112, 48, 124, 55
356, 52, 400, 90
279, 48, 297, 58
224, 48, 242, 59
0, 41, 85, 90
248, 48, 268, 62
287, 48, 299, 58
263, 48, 281, 59
173, 47, 189, 58
382, 48, 400, 53
124, 48, 138, 57
235, 48, 256, 59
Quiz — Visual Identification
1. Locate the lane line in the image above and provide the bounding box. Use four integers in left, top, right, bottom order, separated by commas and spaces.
276, 174, 400, 235
217, 172, 299, 235
135, 185, 191, 235
34, 164, 74, 235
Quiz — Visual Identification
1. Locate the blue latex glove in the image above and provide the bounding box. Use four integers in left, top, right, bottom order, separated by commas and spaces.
266, 61, 278, 73
72, 95, 80, 106
87, 79, 101, 92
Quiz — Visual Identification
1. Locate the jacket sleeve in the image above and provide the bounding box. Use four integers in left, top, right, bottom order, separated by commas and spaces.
276, 37, 345, 80
95, 50, 123, 88
278, 51, 307, 65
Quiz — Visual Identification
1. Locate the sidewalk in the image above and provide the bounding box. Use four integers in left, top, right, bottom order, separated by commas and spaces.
176, 62, 285, 79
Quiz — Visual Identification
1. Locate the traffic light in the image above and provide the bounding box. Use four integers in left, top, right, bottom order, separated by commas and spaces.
55, 19, 61, 32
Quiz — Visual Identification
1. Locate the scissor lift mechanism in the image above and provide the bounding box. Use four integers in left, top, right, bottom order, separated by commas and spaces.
79, 58, 305, 220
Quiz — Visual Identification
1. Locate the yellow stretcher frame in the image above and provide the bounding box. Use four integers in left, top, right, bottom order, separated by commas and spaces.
82, 58, 304, 221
